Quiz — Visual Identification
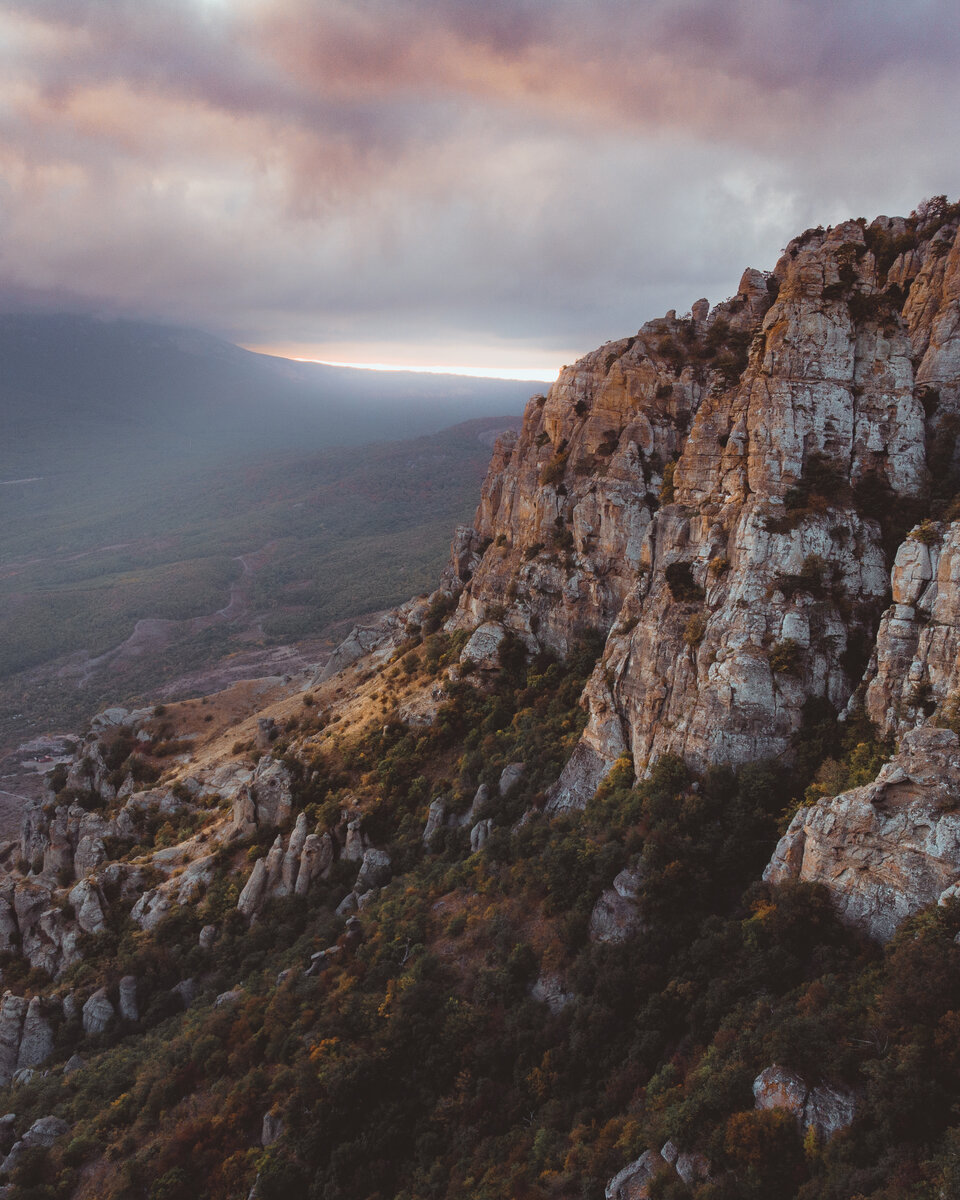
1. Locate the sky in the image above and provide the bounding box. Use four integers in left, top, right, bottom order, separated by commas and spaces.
1, 1, 959, 379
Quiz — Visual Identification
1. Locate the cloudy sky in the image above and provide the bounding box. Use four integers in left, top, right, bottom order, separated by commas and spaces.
1, 0, 958, 377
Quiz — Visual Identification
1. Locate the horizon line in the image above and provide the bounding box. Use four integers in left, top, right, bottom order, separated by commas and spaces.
288, 357, 559, 383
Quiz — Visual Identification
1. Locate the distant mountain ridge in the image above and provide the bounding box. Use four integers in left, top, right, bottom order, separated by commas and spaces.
1, 312, 544, 474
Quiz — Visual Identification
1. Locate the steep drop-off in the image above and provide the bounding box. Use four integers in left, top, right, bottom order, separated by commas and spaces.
441, 207, 960, 805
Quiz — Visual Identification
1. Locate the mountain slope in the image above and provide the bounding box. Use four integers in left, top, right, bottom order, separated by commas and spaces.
2, 201, 960, 1200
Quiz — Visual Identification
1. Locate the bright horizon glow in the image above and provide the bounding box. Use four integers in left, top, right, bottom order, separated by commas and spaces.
296, 358, 558, 382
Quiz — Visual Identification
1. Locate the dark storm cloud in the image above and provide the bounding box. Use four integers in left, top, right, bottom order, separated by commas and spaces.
1, 0, 958, 363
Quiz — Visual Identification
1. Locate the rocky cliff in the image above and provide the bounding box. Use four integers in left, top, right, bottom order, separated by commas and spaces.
2, 202, 960, 1198
441, 204, 960, 809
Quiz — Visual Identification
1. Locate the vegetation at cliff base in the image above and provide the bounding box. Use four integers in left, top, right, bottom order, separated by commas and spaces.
1, 641, 957, 1200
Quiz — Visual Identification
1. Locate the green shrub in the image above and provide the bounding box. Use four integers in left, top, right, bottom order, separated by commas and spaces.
541, 451, 568, 486
683, 612, 708, 646
659, 460, 676, 504
769, 638, 802, 674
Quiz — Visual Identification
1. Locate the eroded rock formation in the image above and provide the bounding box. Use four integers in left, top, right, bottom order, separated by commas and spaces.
765, 726, 960, 939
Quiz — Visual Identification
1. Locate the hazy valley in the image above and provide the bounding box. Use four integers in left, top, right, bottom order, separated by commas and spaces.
1, 315, 530, 750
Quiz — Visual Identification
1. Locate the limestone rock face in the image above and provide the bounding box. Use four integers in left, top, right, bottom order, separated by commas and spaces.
558, 222, 925, 798
448, 308, 732, 657
239, 821, 337, 920
68, 878, 106, 935
469, 819, 493, 853
863, 521, 960, 737
460, 622, 508, 671
434, 218, 960, 811
422, 798, 446, 846
249, 758, 294, 828
279, 813, 309, 895
498, 762, 525, 796
530, 973, 573, 1015
261, 1111, 284, 1147
765, 726, 960, 939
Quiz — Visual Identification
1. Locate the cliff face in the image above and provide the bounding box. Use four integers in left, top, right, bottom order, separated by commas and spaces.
765, 725, 960, 941
446, 208, 960, 807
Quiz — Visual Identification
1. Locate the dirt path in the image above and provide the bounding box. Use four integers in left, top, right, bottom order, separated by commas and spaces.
75, 542, 279, 688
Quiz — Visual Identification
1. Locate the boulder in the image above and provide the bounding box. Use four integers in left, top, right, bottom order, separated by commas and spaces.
295, 833, 334, 896
752, 1065, 808, 1119
263, 835, 285, 895
342, 818, 365, 862
261, 1111, 284, 1147
279, 813, 309, 895
0, 995, 26, 1087
130, 888, 171, 932
250, 757, 293, 827
753, 1065, 855, 1141
13, 882, 51, 941
470, 819, 493, 852
805, 1083, 858, 1142
237, 858, 268, 922
118, 976, 138, 1023
73, 833, 107, 878
460, 621, 508, 671
81, 987, 114, 1035
1, 1115, 69, 1178
0, 896, 18, 958
422, 798, 446, 846
199, 924, 218, 950
16, 998, 53, 1070
589, 887, 644, 944
355, 849, 391, 894
530, 973, 572, 1015
498, 762, 525, 796
459, 783, 490, 828
231, 787, 258, 837
605, 1149, 669, 1199
68, 878, 106, 935
172, 979, 198, 1010
255, 717, 277, 751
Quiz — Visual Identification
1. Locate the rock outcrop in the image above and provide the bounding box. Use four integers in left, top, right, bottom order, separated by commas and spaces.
765, 726, 960, 939
589, 863, 645, 944
863, 521, 960, 737
753, 1065, 856, 1141
0, 1115, 70, 1180
428, 215, 960, 810
82, 987, 115, 1035
605, 1149, 670, 1200
237, 816, 340, 922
